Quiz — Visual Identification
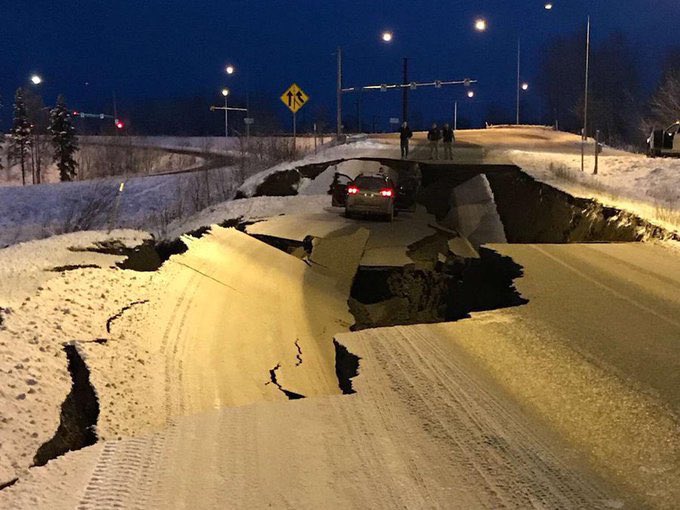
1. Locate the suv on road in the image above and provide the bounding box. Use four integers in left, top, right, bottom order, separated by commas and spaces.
344, 173, 396, 221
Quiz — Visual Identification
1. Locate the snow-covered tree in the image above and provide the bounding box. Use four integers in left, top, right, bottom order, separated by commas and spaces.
49, 95, 79, 182
9, 88, 32, 185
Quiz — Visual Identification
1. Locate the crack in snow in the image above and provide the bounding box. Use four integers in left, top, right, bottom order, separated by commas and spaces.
106, 300, 149, 334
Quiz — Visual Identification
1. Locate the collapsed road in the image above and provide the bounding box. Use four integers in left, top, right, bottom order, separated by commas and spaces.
1, 158, 679, 509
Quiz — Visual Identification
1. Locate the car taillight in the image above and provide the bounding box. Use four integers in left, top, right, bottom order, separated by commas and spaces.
347, 186, 359, 194
380, 188, 394, 197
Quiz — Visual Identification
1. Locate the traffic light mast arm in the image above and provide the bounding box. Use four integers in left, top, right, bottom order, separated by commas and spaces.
341, 78, 477, 93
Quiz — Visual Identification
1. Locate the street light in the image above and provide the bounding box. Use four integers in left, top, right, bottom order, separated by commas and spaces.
474, 18, 487, 32
225, 65, 235, 75
337, 32, 393, 138
221, 88, 230, 140
30, 74, 42, 85
544, 3, 553, 9
467, 90, 475, 98
521, 82, 529, 91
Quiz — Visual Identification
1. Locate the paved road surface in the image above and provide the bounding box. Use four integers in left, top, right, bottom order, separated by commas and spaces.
0, 319, 617, 509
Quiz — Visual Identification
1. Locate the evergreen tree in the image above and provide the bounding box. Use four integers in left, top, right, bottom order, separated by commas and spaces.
49, 95, 79, 182
9, 88, 32, 186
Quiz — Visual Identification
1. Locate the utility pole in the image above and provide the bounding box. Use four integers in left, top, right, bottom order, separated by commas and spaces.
402, 57, 409, 124
336, 47, 342, 140
516, 38, 521, 125
583, 16, 591, 141
454, 101, 458, 131
581, 16, 591, 172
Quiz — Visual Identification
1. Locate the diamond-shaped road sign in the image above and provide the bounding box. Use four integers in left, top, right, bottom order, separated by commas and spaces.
280, 83, 309, 114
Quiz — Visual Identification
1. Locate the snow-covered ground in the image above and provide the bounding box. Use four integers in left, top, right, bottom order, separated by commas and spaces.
0, 136, 373, 248
0, 166, 239, 248
0, 230, 151, 485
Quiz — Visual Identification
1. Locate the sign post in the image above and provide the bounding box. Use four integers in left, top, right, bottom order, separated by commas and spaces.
280, 83, 309, 156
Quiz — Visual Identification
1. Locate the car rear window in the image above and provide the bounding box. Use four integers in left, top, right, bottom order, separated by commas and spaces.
353, 176, 388, 191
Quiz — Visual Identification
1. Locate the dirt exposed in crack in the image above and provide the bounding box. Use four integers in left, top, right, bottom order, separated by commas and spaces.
266, 364, 306, 400
446, 248, 528, 321
349, 247, 527, 330
33, 343, 99, 467
106, 300, 150, 334
334, 340, 360, 395
418, 163, 680, 243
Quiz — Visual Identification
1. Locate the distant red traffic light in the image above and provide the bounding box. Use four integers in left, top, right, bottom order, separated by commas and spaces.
115, 120, 124, 129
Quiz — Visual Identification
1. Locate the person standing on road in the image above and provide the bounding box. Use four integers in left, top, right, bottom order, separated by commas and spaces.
427, 123, 441, 160
441, 123, 454, 160
399, 121, 413, 159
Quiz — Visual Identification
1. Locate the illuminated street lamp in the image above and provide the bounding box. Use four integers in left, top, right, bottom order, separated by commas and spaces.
521, 82, 529, 91
544, 3, 553, 10
30, 74, 42, 85
474, 18, 487, 32
225, 65, 235, 75
467, 90, 475, 98
221, 88, 230, 139
337, 31, 393, 138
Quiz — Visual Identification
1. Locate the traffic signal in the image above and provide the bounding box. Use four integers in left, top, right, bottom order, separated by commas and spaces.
115, 119, 124, 129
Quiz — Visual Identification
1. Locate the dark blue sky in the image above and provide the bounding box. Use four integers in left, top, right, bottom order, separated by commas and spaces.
1, 1, 678, 131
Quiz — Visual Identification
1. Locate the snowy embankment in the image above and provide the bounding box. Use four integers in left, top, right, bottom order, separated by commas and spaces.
0, 166, 239, 248
0, 138, 389, 248
508, 149, 680, 232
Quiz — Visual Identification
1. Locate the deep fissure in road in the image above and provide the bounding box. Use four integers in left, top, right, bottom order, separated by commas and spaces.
417, 162, 680, 244
266, 363, 306, 400
349, 247, 528, 330
33, 343, 99, 467
334, 340, 360, 395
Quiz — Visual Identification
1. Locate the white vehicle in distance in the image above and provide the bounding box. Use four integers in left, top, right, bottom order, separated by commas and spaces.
345, 173, 396, 221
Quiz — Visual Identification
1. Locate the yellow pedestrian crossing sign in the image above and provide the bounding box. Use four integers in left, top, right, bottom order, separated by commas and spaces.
280, 83, 309, 113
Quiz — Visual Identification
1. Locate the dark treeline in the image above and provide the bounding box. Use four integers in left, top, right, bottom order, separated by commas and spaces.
535, 30, 680, 148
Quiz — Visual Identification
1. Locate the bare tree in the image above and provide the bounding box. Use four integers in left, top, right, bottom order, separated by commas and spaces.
645, 47, 680, 131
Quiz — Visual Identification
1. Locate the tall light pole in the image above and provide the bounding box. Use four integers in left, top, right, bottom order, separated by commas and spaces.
222, 88, 229, 141
583, 16, 591, 140
337, 47, 342, 139
516, 38, 521, 125
337, 31, 393, 140
581, 16, 591, 171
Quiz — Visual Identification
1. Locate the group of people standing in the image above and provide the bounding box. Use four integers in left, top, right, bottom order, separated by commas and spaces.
398, 122, 455, 160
